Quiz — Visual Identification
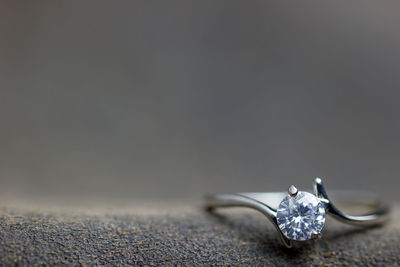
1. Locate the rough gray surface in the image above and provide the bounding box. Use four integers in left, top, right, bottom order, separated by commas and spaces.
0, 204, 399, 266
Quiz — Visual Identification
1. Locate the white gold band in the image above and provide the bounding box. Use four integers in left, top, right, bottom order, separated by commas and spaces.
205, 178, 390, 248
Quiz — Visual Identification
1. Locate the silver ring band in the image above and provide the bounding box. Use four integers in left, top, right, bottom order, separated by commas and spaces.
204, 178, 390, 248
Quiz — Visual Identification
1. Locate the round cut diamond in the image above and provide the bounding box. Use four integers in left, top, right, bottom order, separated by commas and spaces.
276, 191, 325, 241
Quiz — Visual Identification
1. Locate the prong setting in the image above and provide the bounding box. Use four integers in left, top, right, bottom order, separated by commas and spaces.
277, 190, 326, 241
288, 185, 298, 197
311, 231, 322, 240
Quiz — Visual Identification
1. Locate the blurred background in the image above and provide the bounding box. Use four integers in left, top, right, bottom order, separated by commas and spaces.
1, 1, 399, 203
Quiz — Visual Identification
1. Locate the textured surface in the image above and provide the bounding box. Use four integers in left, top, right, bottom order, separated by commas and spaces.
0, 203, 399, 266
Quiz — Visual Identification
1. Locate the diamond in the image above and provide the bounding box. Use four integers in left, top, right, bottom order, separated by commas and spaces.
276, 191, 325, 241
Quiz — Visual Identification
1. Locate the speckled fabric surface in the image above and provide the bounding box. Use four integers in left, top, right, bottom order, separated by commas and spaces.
0, 203, 399, 266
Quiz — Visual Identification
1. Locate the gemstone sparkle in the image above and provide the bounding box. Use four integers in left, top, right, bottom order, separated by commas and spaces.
276, 191, 325, 241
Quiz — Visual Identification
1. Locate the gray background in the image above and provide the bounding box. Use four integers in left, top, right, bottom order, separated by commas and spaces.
1, 1, 399, 201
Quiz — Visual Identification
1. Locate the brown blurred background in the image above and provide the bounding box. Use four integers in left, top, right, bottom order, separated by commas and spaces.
0, 1, 399, 202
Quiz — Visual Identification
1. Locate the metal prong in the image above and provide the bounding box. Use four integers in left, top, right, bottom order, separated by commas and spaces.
313, 177, 330, 204
311, 231, 322, 240
288, 185, 298, 197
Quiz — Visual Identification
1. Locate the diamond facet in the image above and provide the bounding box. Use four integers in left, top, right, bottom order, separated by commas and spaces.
276, 191, 325, 241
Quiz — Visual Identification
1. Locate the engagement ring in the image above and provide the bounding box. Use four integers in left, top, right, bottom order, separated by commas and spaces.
205, 178, 390, 248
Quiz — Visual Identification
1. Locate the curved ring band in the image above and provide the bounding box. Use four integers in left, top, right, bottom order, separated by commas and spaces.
204, 178, 390, 248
